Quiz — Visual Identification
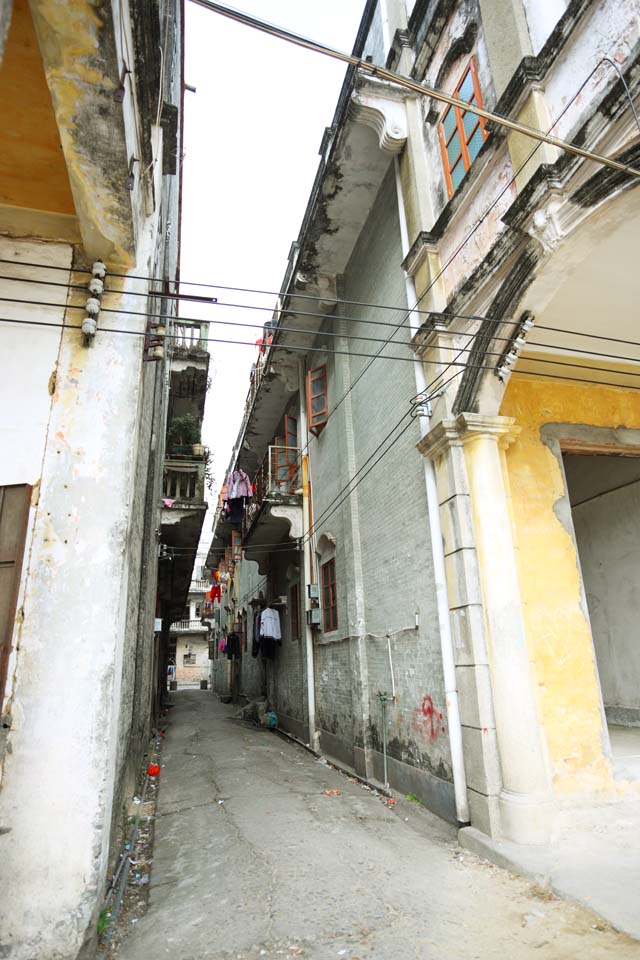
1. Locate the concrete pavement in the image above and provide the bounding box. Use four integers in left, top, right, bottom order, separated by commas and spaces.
116, 692, 640, 960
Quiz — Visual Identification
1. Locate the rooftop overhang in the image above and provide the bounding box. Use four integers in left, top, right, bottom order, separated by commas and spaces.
0, 0, 164, 262
243, 495, 302, 575
231, 76, 411, 480
159, 502, 208, 620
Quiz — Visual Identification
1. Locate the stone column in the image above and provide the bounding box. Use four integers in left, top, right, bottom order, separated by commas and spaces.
420, 413, 552, 844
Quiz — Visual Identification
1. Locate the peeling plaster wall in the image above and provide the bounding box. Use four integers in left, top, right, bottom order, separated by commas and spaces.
175, 634, 209, 682
498, 376, 640, 795
0, 224, 166, 958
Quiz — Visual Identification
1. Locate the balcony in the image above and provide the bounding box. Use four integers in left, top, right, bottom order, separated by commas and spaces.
243, 445, 303, 569
173, 319, 209, 356
169, 618, 209, 634
190, 578, 211, 593
163, 456, 206, 504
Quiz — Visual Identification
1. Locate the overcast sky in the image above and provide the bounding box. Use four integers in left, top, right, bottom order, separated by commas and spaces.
180, 0, 365, 546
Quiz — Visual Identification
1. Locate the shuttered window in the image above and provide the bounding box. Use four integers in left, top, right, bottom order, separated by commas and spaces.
306, 366, 328, 437
321, 558, 337, 632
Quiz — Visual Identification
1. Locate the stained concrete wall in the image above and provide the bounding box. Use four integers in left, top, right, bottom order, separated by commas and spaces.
570, 469, 640, 720
308, 168, 454, 818
175, 634, 209, 682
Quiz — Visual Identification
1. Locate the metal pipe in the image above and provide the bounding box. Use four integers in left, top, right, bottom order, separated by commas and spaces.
386, 631, 396, 701
299, 360, 317, 750
393, 157, 470, 824
189, 0, 640, 180
380, 694, 389, 790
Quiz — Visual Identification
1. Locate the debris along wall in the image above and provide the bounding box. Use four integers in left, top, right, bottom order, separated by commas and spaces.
309, 169, 454, 818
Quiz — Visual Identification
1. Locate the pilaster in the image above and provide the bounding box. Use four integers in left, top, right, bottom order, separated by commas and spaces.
419, 413, 553, 843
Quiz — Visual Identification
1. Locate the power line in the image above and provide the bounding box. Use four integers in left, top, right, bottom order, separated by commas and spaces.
188, 0, 640, 180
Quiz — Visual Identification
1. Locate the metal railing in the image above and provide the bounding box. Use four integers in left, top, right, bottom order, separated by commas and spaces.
172, 320, 210, 352
191, 578, 211, 592
245, 444, 301, 531
163, 458, 206, 503
170, 619, 208, 632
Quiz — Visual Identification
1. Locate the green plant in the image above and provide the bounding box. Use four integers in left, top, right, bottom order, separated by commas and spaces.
97, 907, 111, 938
166, 413, 201, 450
405, 792, 423, 805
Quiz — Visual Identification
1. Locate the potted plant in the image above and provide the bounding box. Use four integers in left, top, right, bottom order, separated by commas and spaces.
166, 413, 202, 456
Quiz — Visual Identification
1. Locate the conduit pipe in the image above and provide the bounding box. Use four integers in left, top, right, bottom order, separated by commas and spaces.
299, 360, 317, 751
393, 157, 470, 824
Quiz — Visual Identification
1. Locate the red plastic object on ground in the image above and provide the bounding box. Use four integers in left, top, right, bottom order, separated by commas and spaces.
147, 764, 161, 777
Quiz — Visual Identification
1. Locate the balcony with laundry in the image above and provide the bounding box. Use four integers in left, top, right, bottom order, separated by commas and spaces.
242, 441, 303, 568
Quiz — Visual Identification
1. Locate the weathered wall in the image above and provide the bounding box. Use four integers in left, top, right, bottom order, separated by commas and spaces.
0, 228, 164, 958
571, 474, 640, 719
308, 169, 454, 817
499, 375, 640, 795
175, 634, 209, 682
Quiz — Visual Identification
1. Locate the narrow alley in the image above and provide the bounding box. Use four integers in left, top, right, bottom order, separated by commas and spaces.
115, 692, 640, 960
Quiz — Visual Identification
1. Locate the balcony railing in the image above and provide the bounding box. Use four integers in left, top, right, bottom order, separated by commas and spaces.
191, 578, 211, 592
163, 458, 206, 503
170, 619, 208, 633
172, 320, 209, 352
245, 444, 301, 531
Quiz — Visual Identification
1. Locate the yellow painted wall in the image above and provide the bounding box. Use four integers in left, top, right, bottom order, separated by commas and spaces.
0, 0, 75, 214
500, 376, 640, 795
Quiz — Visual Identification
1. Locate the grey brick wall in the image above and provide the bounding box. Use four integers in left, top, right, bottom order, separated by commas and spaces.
308, 167, 455, 819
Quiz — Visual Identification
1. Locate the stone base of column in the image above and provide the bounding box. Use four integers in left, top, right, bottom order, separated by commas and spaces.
499, 789, 553, 845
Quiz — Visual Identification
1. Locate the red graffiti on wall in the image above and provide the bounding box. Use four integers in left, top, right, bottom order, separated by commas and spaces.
415, 695, 445, 742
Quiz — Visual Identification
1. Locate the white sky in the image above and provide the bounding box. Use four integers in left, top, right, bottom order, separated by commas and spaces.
180, 1, 366, 547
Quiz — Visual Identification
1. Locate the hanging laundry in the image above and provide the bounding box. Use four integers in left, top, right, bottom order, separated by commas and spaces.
260, 607, 281, 641
226, 631, 241, 661
228, 497, 244, 527
252, 609, 262, 658
226, 469, 253, 500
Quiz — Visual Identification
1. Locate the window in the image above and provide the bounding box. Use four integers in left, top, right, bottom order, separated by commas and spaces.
290, 582, 301, 640
183, 651, 196, 665
274, 415, 300, 490
438, 58, 488, 198
306, 366, 328, 436
321, 559, 337, 632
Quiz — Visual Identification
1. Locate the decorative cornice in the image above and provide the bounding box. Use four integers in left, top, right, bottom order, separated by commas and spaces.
417, 414, 520, 460
348, 78, 410, 155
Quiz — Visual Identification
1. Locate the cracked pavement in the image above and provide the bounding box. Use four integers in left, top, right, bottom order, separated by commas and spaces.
116, 692, 640, 960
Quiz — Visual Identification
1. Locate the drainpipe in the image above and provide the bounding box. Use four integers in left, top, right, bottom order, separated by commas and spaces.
299, 360, 317, 750
393, 156, 470, 824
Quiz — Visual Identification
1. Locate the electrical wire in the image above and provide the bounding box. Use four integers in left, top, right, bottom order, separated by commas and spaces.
295, 51, 640, 451
188, 0, 640, 180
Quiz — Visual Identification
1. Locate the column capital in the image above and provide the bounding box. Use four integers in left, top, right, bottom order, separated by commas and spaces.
418, 414, 520, 460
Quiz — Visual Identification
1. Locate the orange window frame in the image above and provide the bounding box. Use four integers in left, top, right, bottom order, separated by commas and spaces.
306, 365, 328, 437
321, 558, 337, 632
438, 58, 489, 199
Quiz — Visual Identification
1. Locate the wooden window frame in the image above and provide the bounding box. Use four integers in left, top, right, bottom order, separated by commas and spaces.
306, 365, 328, 437
438, 58, 489, 199
290, 581, 301, 641
321, 558, 337, 633
0, 484, 31, 704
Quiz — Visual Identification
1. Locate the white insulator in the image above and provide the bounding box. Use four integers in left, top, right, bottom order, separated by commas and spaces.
514, 335, 526, 349
152, 345, 165, 360
497, 365, 511, 382
88, 278, 104, 296
521, 317, 534, 332
92, 260, 107, 279
85, 297, 101, 316
505, 350, 518, 366
82, 316, 97, 338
